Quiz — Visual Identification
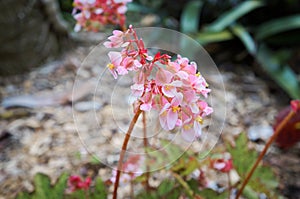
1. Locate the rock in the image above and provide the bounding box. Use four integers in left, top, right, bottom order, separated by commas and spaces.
248, 125, 274, 142
25, 119, 41, 129
74, 101, 102, 112
63, 123, 77, 133
29, 136, 52, 156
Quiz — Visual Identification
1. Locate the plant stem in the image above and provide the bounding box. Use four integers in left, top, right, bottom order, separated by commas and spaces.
142, 111, 150, 190
113, 109, 142, 199
227, 172, 232, 199
130, 180, 134, 199
172, 172, 200, 199
235, 110, 295, 199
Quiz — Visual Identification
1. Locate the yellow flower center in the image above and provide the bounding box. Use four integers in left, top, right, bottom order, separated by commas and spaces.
172, 106, 180, 113
183, 124, 192, 130
195, 116, 203, 124
107, 63, 115, 70
165, 85, 171, 91
196, 72, 201, 77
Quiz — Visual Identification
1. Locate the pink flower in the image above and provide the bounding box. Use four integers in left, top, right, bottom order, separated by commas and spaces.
104, 26, 213, 142
107, 51, 122, 79
159, 94, 183, 130
291, 100, 300, 112
210, 154, 233, 173
72, 0, 132, 32
67, 175, 91, 193
104, 30, 128, 48
198, 101, 213, 117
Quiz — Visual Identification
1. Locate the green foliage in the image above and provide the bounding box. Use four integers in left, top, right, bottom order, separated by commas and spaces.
127, 2, 155, 13
136, 179, 180, 199
257, 45, 300, 99
227, 133, 281, 198
230, 24, 257, 55
198, 189, 228, 199
67, 178, 107, 199
227, 133, 257, 178
205, 1, 264, 32
16, 173, 107, 199
180, 1, 203, 33
256, 14, 300, 40
93, 178, 107, 199
16, 173, 68, 199
196, 30, 234, 44
180, 0, 300, 99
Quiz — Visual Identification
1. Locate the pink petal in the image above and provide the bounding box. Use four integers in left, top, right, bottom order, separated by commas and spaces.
108, 51, 122, 66
116, 66, 128, 75
167, 109, 177, 130
112, 30, 124, 36
140, 103, 152, 111
193, 121, 202, 137
181, 127, 196, 142
130, 84, 144, 97
162, 86, 176, 98
155, 68, 173, 85
159, 113, 168, 130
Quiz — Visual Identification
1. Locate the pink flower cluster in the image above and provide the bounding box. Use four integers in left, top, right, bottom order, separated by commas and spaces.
104, 26, 213, 141
110, 155, 144, 184
72, 0, 132, 32
67, 175, 91, 193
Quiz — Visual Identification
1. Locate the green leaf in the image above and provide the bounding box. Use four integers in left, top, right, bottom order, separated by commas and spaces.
52, 173, 69, 198
198, 189, 227, 199
180, 0, 203, 33
227, 133, 257, 178
17, 173, 69, 199
16, 192, 31, 199
161, 140, 184, 165
256, 45, 300, 99
136, 192, 158, 199
243, 186, 259, 199
33, 173, 52, 199
92, 178, 107, 199
227, 133, 283, 198
127, 2, 155, 13
206, 1, 263, 32
157, 180, 176, 196
230, 24, 256, 55
180, 157, 199, 176
256, 14, 300, 40
196, 30, 234, 45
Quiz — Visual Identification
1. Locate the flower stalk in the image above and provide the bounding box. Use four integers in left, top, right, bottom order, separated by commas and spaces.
113, 108, 142, 199
142, 111, 150, 190
235, 109, 296, 199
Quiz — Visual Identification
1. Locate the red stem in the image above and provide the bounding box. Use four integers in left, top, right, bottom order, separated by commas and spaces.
113, 109, 142, 199
235, 110, 296, 199
142, 111, 150, 190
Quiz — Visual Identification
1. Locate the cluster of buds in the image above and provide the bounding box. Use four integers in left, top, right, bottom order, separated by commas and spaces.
72, 0, 132, 32
110, 155, 144, 184
67, 175, 92, 193
104, 26, 213, 142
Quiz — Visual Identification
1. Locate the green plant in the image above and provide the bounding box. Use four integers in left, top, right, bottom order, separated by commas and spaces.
16, 173, 69, 199
181, 0, 300, 99
17, 173, 108, 199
